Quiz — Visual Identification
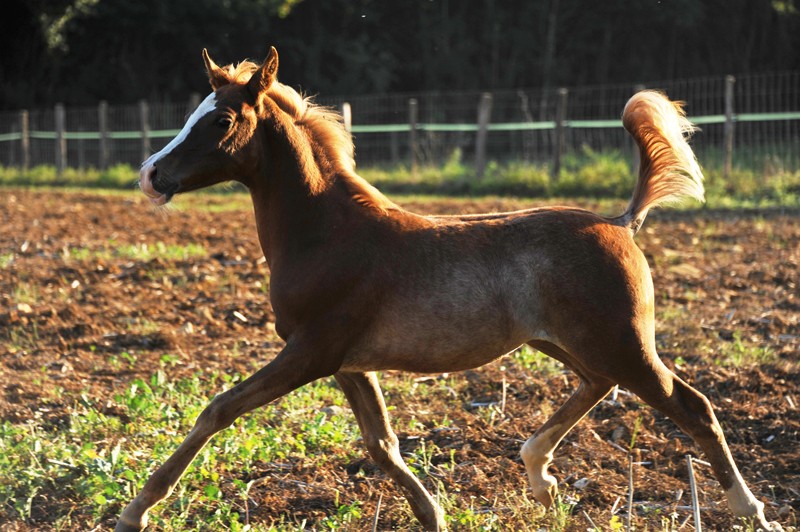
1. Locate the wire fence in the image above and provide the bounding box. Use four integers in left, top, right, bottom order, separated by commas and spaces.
1, 71, 798, 175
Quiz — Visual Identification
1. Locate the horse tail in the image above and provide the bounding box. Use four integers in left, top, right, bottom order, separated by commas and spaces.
619, 90, 705, 235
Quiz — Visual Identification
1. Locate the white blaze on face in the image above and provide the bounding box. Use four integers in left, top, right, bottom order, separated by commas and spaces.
139, 92, 218, 205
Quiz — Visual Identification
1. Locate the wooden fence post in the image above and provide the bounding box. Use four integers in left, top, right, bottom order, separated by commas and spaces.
724, 75, 736, 177
552, 88, 568, 179
55, 103, 67, 177
19, 110, 29, 171
475, 92, 493, 178
409, 98, 419, 176
390, 132, 399, 164
139, 99, 150, 162
98, 100, 109, 169
8, 124, 16, 167
341, 102, 352, 134
77, 125, 85, 170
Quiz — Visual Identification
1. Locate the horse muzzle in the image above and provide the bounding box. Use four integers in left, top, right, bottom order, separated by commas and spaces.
139, 162, 178, 206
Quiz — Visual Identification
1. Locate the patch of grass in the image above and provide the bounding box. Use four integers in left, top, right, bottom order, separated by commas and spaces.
68, 241, 207, 262
3, 157, 799, 209
509, 345, 564, 377
0, 370, 361, 530
11, 281, 40, 305
4, 323, 40, 354
554, 146, 633, 198
362, 148, 800, 205
0, 164, 138, 188
317, 494, 363, 529
713, 330, 778, 367
0, 252, 15, 269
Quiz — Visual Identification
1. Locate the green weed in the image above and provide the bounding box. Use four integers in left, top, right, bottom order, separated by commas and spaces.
11, 281, 40, 305
4, 322, 40, 353
510, 345, 564, 376
714, 330, 778, 367
0, 252, 14, 269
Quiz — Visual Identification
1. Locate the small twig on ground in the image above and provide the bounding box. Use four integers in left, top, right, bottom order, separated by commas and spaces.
371, 493, 382, 532
435, 483, 441, 532
687, 454, 702, 532
244, 476, 270, 525
610, 495, 622, 515
583, 509, 600, 530
47, 459, 78, 470
500, 375, 507, 415
606, 439, 629, 454
627, 454, 634, 532
691, 457, 711, 468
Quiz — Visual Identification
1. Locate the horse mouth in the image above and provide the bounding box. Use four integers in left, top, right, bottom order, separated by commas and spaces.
140, 164, 178, 206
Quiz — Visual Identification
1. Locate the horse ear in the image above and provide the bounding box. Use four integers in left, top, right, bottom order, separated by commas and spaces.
247, 46, 279, 100
202, 48, 229, 90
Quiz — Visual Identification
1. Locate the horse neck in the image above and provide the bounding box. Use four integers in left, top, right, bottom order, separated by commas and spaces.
247, 119, 350, 268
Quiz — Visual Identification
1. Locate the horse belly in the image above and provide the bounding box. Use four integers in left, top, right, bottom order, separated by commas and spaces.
340, 276, 541, 373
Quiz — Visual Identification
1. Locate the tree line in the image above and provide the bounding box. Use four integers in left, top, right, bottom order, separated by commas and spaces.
2, 0, 798, 110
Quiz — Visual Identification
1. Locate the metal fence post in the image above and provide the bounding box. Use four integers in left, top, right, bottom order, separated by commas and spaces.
98, 100, 109, 169
552, 88, 568, 179
475, 93, 493, 178
724, 75, 736, 177
55, 103, 67, 177
409, 98, 419, 176
139, 99, 150, 163
19, 110, 29, 170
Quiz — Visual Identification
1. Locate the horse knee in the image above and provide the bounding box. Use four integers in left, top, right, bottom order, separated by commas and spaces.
674, 382, 724, 440
195, 393, 237, 434
365, 432, 401, 466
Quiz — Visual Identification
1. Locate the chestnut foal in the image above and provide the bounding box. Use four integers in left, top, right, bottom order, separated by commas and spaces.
117, 47, 780, 530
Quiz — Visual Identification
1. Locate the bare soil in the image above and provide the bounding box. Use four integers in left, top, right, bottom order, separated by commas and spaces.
1, 190, 798, 530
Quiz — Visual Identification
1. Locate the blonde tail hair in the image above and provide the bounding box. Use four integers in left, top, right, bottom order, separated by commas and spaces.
620, 90, 705, 234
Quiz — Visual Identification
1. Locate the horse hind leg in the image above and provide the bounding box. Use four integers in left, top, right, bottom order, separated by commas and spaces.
520, 342, 614, 507
335, 371, 446, 531
617, 355, 781, 531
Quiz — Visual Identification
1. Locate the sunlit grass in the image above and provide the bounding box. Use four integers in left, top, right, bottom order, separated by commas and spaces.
67, 241, 207, 262
2, 158, 798, 208
0, 367, 363, 530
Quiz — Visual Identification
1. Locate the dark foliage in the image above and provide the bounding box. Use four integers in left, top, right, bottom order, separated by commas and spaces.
1, 0, 799, 109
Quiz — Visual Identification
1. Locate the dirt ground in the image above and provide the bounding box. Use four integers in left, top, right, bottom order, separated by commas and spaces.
0, 189, 798, 530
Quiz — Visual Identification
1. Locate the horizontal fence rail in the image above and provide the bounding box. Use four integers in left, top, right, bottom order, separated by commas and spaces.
1, 71, 798, 176
2, 112, 798, 139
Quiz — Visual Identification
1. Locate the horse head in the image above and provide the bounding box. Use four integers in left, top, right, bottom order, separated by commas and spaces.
139, 47, 279, 205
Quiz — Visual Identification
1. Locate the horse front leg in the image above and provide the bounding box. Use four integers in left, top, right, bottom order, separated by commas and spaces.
335, 372, 447, 531
115, 341, 335, 532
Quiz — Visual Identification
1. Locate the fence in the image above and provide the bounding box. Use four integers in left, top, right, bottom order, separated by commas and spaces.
1, 71, 799, 176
